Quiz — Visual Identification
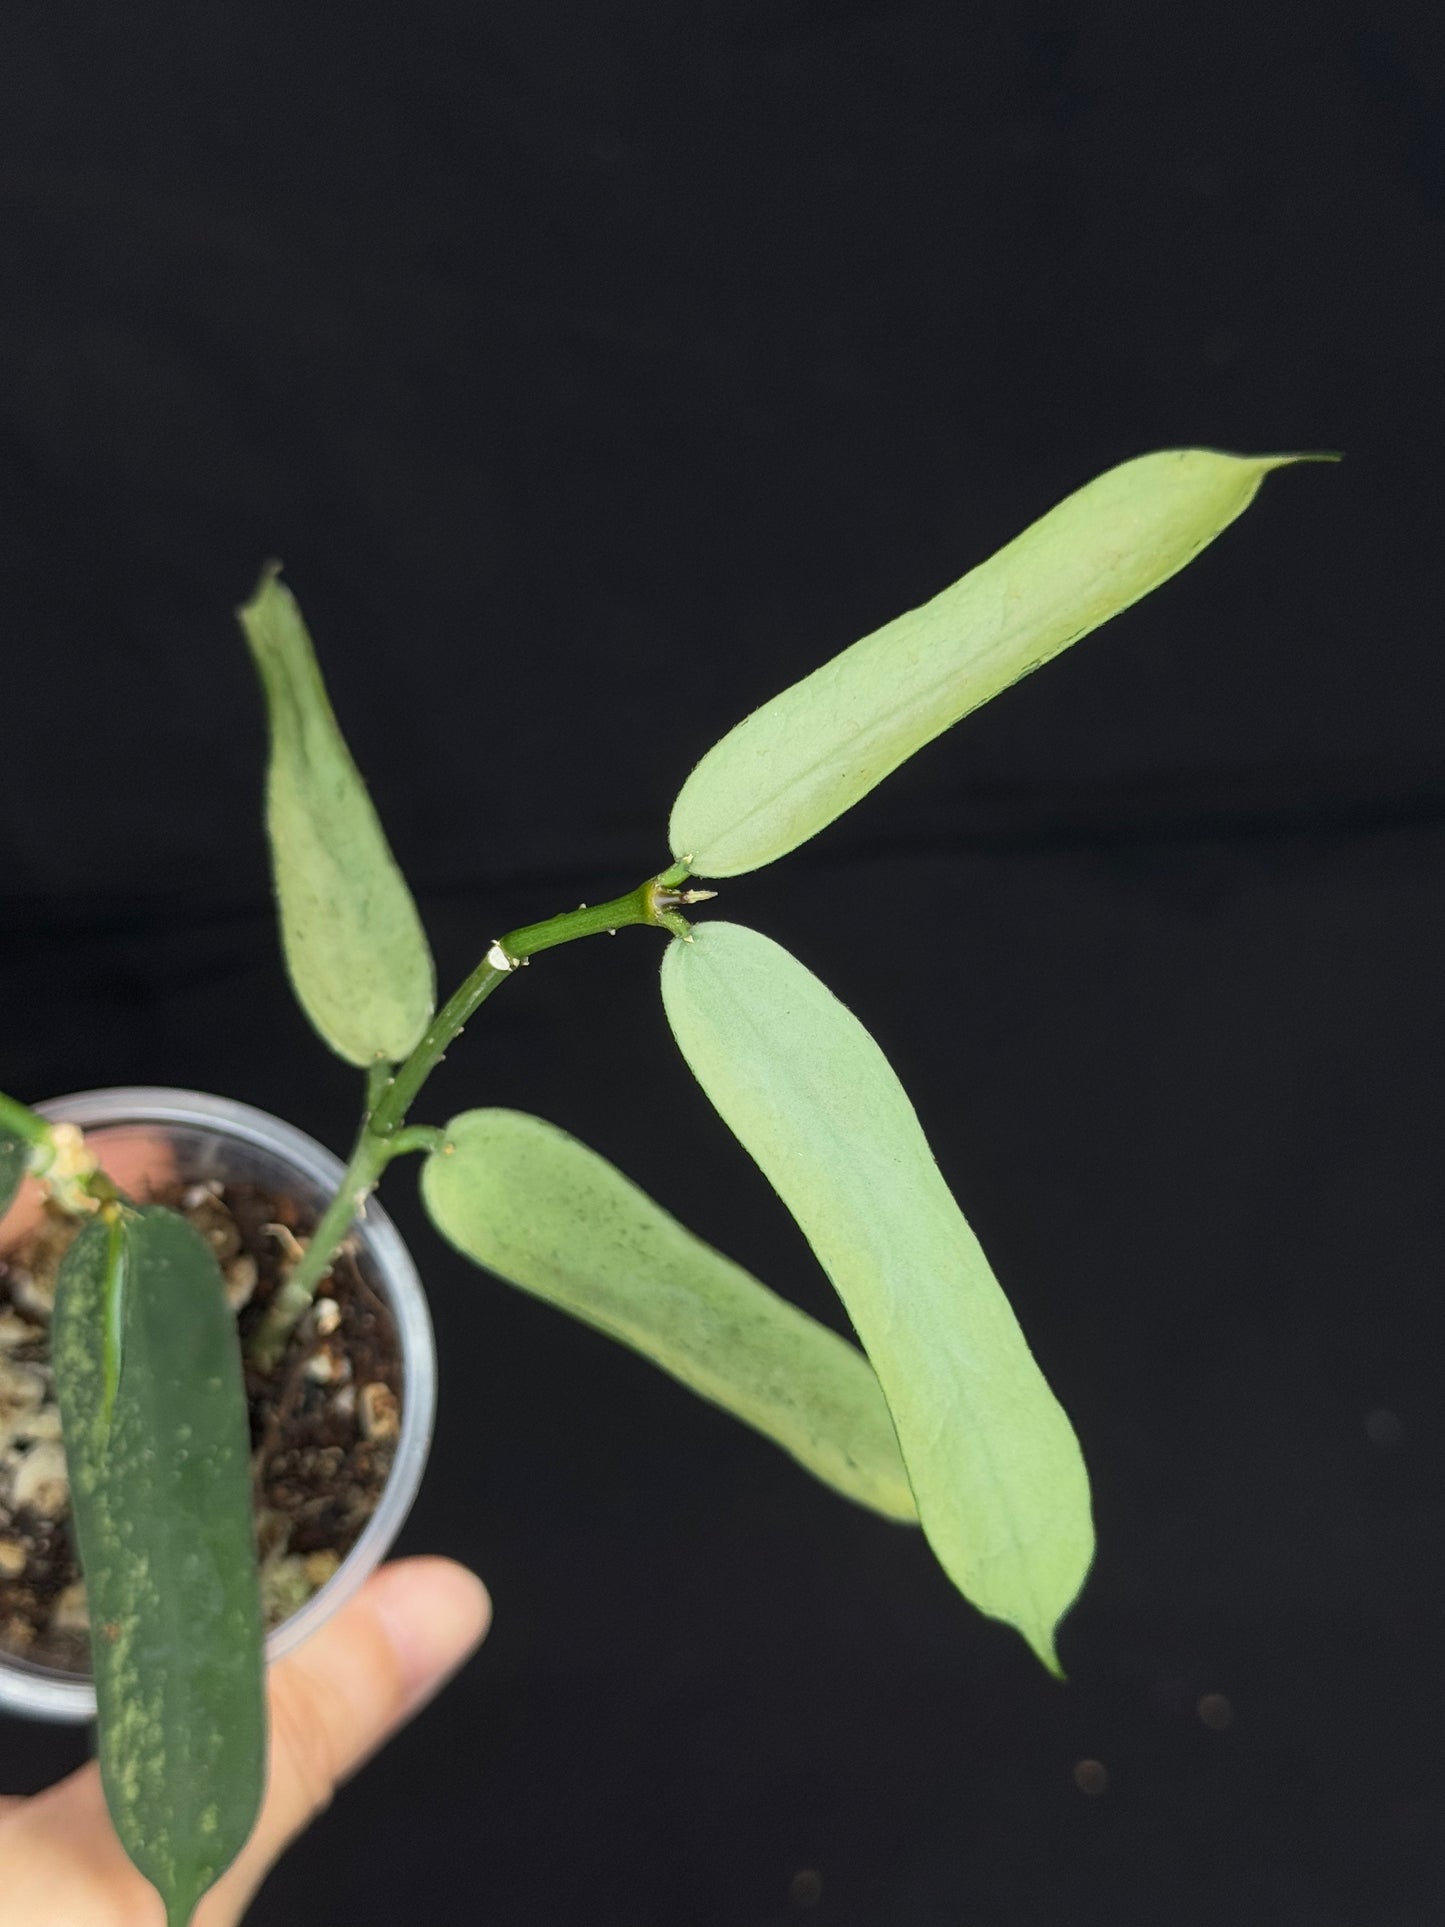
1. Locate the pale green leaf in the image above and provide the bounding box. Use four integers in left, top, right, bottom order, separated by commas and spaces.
54, 1207, 266, 1927
670, 449, 1316, 875
238, 566, 435, 1065
661, 921, 1093, 1670
421, 1108, 917, 1522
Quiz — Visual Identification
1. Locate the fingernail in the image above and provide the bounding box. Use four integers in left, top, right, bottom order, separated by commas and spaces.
369, 1558, 491, 1716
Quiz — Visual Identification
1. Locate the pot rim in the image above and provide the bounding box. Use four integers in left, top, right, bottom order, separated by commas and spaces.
0, 1086, 437, 1724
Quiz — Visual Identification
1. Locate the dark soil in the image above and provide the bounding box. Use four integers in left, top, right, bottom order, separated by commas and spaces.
0, 1179, 403, 1675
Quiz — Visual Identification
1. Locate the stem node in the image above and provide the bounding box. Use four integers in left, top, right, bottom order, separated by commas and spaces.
254, 864, 713, 1359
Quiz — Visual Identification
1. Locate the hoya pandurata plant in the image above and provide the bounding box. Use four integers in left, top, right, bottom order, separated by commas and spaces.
0, 448, 1323, 1924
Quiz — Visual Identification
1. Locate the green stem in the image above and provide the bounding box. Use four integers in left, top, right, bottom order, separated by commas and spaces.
386, 1124, 448, 1158
251, 1126, 393, 1369
363, 1058, 393, 1119
0, 1090, 54, 1152
0, 1091, 128, 1213
249, 869, 708, 1367
368, 874, 699, 1137
364, 957, 511, 1142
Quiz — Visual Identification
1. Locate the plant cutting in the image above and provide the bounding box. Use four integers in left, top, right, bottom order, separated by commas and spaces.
0, 448, 1322, 1923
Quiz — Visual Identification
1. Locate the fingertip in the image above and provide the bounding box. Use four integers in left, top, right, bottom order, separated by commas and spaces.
190, 1561, 490, 1922
364, 1557, 491, 1717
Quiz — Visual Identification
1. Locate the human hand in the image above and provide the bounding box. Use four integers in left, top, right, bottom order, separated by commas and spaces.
0, 1557, 490, 1924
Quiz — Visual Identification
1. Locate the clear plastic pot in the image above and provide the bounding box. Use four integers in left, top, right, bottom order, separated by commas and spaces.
0, 1087, 437, 1724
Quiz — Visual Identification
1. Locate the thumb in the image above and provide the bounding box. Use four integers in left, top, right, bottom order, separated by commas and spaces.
0, 1559, 488, 1927
202, 1556, 490, 1922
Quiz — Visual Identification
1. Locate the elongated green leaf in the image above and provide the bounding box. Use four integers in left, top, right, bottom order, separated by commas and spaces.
54, 1207, 265, 1927
0, 1132, 27, 1221
238, 566, 435, 1065
422, 1108, 917, 1522
670, 449, 1312, 875
661, 922, 1092, 1669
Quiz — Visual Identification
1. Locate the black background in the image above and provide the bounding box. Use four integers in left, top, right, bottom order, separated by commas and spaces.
2, 4, 1443, 1922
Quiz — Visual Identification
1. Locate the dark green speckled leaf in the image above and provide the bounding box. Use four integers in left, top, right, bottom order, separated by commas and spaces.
54, 1207, 265, 1927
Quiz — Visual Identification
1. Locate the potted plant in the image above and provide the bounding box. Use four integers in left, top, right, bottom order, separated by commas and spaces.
0, 448, 1321, 1924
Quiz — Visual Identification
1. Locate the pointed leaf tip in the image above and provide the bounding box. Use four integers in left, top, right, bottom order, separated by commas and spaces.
236, 557, 284, 617
669, 449, 1324, 876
